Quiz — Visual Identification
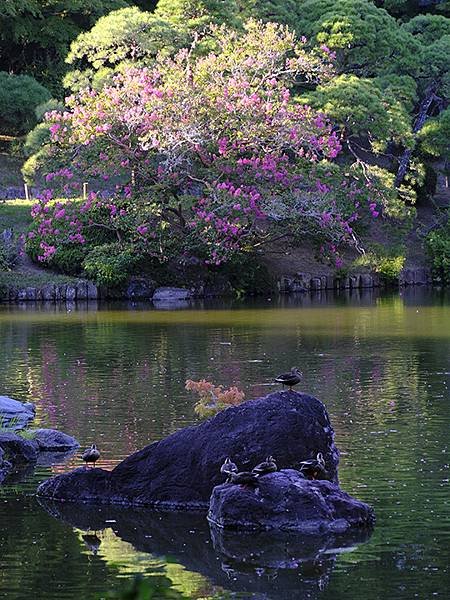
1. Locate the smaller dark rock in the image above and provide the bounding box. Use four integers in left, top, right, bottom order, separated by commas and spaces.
0, 396, 36, 429
0, 432, 39, 464
125, 277, 157, 300
28, 428, 79, 451
153, 287, 193, 302
208, 469, 374, 533
37, 467, 112, 504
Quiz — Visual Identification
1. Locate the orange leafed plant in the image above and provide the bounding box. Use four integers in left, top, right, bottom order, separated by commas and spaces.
185, 379, 245, 418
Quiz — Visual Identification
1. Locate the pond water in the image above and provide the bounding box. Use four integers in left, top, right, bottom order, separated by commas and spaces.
0, 288, 449, 599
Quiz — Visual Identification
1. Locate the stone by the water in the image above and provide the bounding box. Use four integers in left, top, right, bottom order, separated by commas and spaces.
208, 469, 375, 533
0, 396, 36, 429
0, 432, 39, 464
0, 428, 80, 483
38, 391, 340, 508
27, 428, 79, 451
152, 287, 193, 302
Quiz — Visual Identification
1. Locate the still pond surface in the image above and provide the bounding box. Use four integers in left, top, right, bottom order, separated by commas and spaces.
0, 289, 449, 599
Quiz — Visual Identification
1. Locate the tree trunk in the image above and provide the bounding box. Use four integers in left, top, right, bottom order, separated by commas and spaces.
395, 82, 439, 187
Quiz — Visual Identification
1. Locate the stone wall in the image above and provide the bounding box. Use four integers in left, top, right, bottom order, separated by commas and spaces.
1, 280, 99, 302
278, 268, 433, 293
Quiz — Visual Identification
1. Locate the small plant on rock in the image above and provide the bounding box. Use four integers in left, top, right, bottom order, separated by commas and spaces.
185, 379, 245, 418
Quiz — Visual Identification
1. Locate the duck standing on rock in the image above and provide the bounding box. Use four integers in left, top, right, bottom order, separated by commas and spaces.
82, 444, 100, 468
275, 367, 302, 390
252, 456, 277, 476
298, 452, 328, 480
220, 457, 238, 483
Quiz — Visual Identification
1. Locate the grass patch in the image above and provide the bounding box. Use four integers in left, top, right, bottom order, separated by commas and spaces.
0, 199, 34, 233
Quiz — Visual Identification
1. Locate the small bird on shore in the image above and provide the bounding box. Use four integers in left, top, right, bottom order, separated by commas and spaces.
252, 456, 277, 476
220, 457, 238, 482
82, 444, 100, 468
298, 452, 328, 480
275, 367, 302, 390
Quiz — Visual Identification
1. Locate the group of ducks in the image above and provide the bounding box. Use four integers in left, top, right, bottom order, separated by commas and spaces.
220, 451, 328, 487
80, 368, 304, 469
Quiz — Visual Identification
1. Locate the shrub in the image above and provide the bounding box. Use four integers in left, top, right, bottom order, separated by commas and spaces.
185, 379, 245, 419
23, 122, 52, 157
82, 243, 141, 287
426, 218, 450, 285
0, 230, 18, 271
353, 243, 406, 283
0, 72, 51, 135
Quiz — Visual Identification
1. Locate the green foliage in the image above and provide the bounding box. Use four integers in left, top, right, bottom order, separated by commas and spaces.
0, 0, 128, 94
82, 243, 141, 287
294, 0, 421, 76
426, 218, 450, 284
23, 123, 52, 158
237, 0, 302, 30
303, 74, 413, 151
353, 244, 406, 283
64, 7, 184, 92
403, 14, 450, 44
219, 254, 276, 297
0, 72, 51, 135
418, 107, 450, 159
155, 0, 241, 28
0, 231, 18, 271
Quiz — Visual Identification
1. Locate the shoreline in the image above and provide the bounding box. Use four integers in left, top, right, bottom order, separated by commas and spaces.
0, 266, 441, 304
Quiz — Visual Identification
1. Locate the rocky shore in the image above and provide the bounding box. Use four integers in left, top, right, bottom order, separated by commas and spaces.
0, 395, 79, 483
0, 265, 436, 305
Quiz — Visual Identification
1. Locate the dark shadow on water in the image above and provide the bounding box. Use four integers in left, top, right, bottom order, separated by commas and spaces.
38, 499, 373, 598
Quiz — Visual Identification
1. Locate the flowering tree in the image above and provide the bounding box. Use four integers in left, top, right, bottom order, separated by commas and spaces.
28, 21, 389, 276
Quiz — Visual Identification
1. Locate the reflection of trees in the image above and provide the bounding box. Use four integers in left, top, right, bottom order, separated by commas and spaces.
0, 293, 449, 599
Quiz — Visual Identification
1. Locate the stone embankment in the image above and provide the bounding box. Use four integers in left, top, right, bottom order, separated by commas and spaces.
2, 279, 98, 302
1, 268, 435, 304
279, 267, 433, 293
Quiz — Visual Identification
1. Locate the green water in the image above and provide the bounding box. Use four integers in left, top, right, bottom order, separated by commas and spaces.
0, 289, 449, 599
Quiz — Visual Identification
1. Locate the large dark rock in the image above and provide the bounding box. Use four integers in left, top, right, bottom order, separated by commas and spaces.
38, 391, 339, 508
0, 396, 36, 429
0, 432, 39, 464
208, 470, 374, 533
28, 428, 79, 451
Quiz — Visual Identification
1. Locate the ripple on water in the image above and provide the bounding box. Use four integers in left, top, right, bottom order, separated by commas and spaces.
0, 291, 449, 599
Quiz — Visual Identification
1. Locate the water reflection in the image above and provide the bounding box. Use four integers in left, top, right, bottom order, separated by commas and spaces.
0, 289, 449, 599
38, 499, 372, 598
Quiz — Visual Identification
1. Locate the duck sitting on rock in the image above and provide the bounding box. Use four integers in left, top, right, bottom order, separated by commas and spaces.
82, 444, 100, 468
220, 457, 238, 483
275, 367, 302, 390
298, 452, 329, 480
252, 455, 277, 476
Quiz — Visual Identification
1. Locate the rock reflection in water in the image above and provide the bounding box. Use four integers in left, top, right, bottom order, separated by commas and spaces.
39, 499, 372, 598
